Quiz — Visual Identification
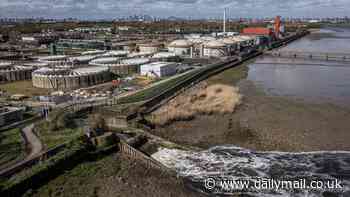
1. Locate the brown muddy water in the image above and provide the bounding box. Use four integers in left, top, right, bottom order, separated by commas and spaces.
149, 28, 350, 197
248, 27, 350, 107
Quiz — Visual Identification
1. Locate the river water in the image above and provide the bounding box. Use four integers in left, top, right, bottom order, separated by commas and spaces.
152, 28, 350, 196
248, 28, 350, 106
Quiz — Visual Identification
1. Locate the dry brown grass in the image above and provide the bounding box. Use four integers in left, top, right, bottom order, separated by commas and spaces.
151, 83, 242, 126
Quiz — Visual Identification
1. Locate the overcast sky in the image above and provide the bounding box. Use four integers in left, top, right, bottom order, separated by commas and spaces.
0, 0, 349, 19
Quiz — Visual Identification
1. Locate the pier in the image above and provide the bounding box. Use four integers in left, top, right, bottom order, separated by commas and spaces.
266, 50, 350, 62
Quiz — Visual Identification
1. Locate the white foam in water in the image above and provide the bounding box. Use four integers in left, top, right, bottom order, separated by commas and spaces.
152, 146, 350, 196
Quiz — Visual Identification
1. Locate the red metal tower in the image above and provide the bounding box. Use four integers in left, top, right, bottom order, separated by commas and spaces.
274, 16, 281, 39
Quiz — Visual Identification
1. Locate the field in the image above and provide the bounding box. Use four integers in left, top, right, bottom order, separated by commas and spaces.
0, 128, 25, 170
34, 121, 84, 149
0, 81, 49, 97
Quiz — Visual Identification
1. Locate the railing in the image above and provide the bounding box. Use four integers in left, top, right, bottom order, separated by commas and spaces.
267, 51, 350, 62
118, 140, 175, 175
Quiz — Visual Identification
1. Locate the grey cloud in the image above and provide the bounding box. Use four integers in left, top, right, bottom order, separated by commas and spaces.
0, 0, 349, 19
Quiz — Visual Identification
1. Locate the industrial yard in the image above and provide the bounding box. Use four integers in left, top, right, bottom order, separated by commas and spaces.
0, 4, 350, 196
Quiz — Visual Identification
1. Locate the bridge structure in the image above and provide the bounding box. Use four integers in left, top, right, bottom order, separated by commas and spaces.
266, 50, 350, 62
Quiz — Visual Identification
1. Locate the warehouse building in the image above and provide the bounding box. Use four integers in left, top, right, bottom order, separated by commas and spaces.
140, 62, 177, 78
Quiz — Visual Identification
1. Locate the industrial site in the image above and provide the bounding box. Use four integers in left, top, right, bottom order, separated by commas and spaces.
1, 2, 350, 197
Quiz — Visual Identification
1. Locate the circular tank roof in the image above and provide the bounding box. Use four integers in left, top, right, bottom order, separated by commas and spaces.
168, 39, 193, 47
90, 57, 121, 64
119, 58, 150, 65
204, 40, 226, 48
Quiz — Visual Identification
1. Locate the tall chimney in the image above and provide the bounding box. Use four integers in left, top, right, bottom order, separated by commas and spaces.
223, 8, 227, 33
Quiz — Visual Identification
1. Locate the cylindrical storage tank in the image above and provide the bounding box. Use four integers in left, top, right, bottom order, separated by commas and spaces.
137, 43, 162, 54
203, 40, 228, 57
109, 58, 150, 75
168, 40, 193, 56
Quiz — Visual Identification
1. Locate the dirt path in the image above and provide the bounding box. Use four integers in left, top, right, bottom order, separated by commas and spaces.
0, 124, 44, 177
22, 124, 43, 159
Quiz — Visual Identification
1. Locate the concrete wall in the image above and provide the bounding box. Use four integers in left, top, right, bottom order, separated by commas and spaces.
118, 140, 173, 173
0, 107, 23, 127
109, 64, 138, 75
32, 71, 111, 90
0, 69, 34, 83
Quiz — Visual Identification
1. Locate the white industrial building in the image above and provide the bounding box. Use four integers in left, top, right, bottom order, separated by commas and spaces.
140, 62, 177, 78
168, 39, 193, 56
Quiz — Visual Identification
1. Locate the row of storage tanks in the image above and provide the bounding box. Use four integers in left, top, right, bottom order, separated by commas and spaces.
112, 35, 256, 58
0, 62, 36, 83
28, 35, 256, 90
32, 67, 111, 90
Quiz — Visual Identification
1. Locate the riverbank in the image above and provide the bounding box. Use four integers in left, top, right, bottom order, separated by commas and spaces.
149, 63, 350, 152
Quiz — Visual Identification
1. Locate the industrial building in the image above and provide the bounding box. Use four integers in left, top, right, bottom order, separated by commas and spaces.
140, 62, 177, 78
56, 39, 111, 50
32, 66, 111, 90
109, 58, 150, 75
0, 62, 35, 83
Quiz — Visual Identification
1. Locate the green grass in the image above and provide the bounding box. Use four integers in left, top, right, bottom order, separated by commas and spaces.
0, 81, 50, 97
24, 152, 121, 197
0, 128, 25, 170
117, 69, 200, 104
0, 139, 88, 196
35, 121, 84, 149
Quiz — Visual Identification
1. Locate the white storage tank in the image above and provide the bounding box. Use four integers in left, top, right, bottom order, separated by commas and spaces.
168, 39, 193, 56
137, 42, 162, 54
203, 40, 228, 57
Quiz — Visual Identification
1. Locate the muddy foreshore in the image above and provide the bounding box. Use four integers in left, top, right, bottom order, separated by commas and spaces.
148, 63, 350, 152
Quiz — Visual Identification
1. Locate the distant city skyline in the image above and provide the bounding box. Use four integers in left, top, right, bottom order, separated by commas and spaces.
0, 0, 349, 19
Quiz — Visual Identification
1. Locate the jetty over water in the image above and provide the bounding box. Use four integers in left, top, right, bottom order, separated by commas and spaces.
266, 50, 350, 62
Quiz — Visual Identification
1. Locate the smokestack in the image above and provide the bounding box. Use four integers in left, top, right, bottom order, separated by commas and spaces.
223, 8, 227, 33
